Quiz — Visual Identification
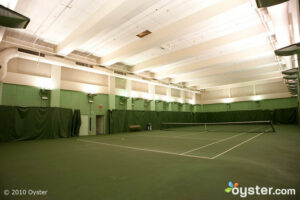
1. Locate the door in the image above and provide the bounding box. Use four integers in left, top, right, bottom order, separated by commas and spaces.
96, 115, 105, 134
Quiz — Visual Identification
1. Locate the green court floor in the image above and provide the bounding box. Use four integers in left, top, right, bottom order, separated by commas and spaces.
0, 125, 299, 199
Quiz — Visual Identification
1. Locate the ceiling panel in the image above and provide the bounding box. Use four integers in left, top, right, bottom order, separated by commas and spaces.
1, 0, 293, 99
79, 0, 221, 56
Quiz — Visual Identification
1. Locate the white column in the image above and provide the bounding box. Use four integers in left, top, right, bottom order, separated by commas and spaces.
166, 87, 171, 111
180, 90, 185, 111
149, 84, 155, 111
192, 92, 196, 112
126, 79, 132, 110
108, 75, 116, 110
201, 92, 205, 112
50, 65, 61, 107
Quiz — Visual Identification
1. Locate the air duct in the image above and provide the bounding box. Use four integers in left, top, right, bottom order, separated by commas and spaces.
0, 48, 198, 94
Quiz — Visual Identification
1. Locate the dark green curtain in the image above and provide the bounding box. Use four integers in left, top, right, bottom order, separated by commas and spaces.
109, 108, 298, 134
71, 109, 81, 137
273, 108, 298, 124
0, 106, 73, 142
109, 110, 160, 133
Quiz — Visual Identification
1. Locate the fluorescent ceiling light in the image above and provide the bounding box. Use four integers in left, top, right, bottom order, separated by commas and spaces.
252, 95, 262, 101
222, 98, 233, 103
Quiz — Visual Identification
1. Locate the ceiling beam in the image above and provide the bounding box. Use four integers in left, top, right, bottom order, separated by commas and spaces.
203, 77, 284, 91
186, 65, 281, 86
189, 71, 283, 88
155, 44, 273, 79
56, 0, 153, 55
172, 56, 278, 83
132, 24, 266, 73
100, 0, 249, 65
201, 92, 291, 104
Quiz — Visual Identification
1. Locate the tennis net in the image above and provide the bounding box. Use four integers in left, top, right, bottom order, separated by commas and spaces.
160, 121, 275, 133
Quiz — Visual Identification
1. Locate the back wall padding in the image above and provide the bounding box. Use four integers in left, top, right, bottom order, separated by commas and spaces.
0, 106, 75, 142
109, 108, 298, 133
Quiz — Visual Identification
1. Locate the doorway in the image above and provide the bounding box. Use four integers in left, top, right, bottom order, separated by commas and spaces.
96, 115, 105, 134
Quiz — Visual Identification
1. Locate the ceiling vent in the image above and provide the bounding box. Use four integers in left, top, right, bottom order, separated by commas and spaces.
18, 48, 45, 57
75, 61, 93, 68
55, 55, 64, 58
114, 70, 126, 76
136, 30, 152, 38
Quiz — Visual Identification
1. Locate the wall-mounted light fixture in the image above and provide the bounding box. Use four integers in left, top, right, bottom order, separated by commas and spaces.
40, 89, 50, 100
88, 93, 95, 104
223, 98, 233, 104
119, 96, 128, 105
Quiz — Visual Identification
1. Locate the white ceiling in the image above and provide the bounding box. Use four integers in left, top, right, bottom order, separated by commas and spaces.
1, 0, 299, 94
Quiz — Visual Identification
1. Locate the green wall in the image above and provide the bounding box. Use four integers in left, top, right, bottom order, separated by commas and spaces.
171, 102, 182, 112
60, 90, 109, 134
1, 83, 49, 107
198, 97, 298, 112
132, 98, 145, 110
131, 98, 152, 111
0, 84, 110, 135
1, 83, 298, 134
155, 101, 165, 111
115, 95, 127, 110
183, 103, 194, 112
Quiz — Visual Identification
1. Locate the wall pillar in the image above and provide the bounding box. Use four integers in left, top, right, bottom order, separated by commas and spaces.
126, 79, 132, 110
108, 75, 116, 110
149, 84, 155, 111
50, 65, 61, 107
180, 90, 185, 111
166, 87, 172, 111
192, 92, 196, 112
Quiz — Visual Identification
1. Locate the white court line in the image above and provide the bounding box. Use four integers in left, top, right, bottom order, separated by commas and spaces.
132, 133, 216, 140
173, 131, 207, 138
211, 132, 264, 159
77, 139, 212, 160
133, 134, 216, 141
134, 134, 179, 139
180, 126, 263, 155
180, 132, 246, 155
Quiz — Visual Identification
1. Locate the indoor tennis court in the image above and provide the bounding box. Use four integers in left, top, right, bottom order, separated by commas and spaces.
1, 124, 299, 199
0, 0, 300, 199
